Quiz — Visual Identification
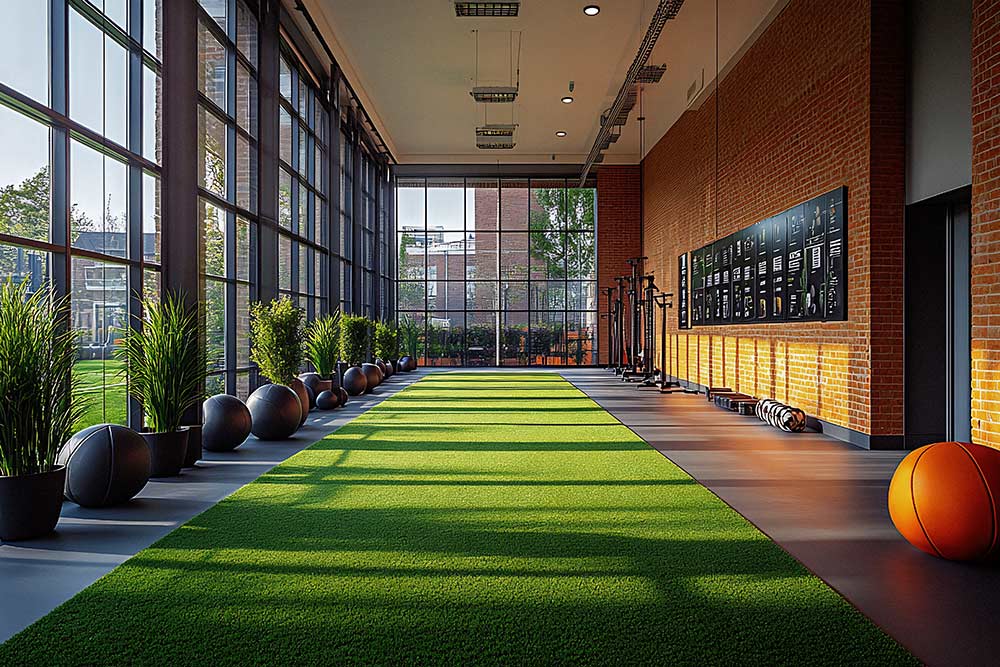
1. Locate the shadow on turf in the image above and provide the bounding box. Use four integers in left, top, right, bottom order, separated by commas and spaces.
307, 435, 649, 452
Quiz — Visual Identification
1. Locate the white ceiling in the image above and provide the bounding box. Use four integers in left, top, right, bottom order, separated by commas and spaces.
297, 0, 788, 164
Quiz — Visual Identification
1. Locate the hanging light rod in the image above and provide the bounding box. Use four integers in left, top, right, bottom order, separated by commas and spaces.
579, 0, 685, 185
471, 86, 519, 103
476, 124, 517, 137
455, 1, 520, 17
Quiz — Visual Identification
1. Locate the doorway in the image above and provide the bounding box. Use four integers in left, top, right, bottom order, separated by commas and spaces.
904, 187, 971, 447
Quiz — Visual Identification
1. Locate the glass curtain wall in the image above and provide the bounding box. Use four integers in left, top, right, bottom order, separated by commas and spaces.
336, 78, 392, 318
397, 177, 597, 366
278, 40, 329, 320
0, 0, 392, 423
0, 0, 163, 428
197, 0, 257, 400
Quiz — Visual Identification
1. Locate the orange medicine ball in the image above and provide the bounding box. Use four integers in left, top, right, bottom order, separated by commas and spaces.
888, 442, 1000, 561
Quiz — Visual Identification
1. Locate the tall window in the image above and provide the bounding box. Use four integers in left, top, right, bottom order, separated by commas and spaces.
278, 42, 329, 321
397, 178, 597, 366
197, 0, 258, 399
0, 0, 163, 428
335, 77, 391, 318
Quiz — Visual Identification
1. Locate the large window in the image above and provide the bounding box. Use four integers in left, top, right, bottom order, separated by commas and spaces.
397, 178, 597, 366
278, 42, 329, 321
0, 0, 162, 429
336, 76, 392, 319
197, 0, 257, 400
1, 0, 391, 421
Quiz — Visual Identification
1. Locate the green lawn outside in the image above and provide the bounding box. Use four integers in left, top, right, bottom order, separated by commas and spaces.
73, 359, 128, 430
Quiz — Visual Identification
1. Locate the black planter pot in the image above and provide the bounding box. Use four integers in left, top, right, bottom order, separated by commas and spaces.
182, 424, 203, 468
0, 466, 66, 542
141, 428, 189, 478
288, 378, 310, 427
335, 362, 349, 387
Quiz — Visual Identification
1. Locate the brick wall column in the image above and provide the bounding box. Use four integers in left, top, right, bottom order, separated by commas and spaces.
596, 166, 642, 365
971, 0, 1000, 447
868, 0, 907, 437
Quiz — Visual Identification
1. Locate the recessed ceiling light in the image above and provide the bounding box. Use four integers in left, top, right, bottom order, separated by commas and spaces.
556, 131, 567, 137
583, 5, 600, 16
561, 96, 574, 104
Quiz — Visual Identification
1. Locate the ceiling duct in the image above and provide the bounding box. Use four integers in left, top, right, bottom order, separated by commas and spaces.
638, 64, 667, 84
471, 86, 518, 103
455, 1, 520, 17
579, 0, 685, 184
476, 124, 517, 137
477, 136, 516, 150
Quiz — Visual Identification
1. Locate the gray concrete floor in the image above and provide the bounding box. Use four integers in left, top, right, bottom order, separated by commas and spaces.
0, 370, 425, 644
561, 368, 1000, 667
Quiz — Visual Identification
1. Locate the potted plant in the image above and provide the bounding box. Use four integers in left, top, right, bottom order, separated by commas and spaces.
373, 320, 398, 376
115, 291, 206, 478
250, 298, 308, 426
339, 315, 370, 367
399, 314, 421, 370
305, 309, 340, 392
0, 281, 85, 542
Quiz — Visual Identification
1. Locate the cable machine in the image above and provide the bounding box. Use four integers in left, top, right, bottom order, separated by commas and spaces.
622, 257, 647, 380
612, 276, 627, 374
601, 286, 615, 369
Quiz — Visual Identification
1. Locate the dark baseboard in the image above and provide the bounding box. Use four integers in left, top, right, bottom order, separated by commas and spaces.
663, 376, 908, 450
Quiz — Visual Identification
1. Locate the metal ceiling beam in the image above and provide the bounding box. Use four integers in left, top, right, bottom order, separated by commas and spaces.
578, 0, 684, 185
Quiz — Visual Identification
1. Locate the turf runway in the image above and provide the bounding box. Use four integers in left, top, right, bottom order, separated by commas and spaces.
0, 372, 914, 665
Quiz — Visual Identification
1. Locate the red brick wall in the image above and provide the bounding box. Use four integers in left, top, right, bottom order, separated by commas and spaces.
972, 0, 1000, 447
596, 166, 642, 364
639, 0, 905, 438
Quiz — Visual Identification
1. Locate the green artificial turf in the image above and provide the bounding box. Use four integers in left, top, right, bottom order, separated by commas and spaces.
0, 372, 915, 665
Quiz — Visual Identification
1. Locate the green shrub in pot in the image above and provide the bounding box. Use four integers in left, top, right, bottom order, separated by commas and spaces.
373, 320, 399, 374
339, 315, 370, 367
250, 298, 309, 426
114, 291, 206, 477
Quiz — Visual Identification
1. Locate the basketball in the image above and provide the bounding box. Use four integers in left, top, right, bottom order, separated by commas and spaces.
888, 441, 1000, 561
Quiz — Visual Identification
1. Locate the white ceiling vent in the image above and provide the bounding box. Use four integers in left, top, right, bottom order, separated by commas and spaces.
455, 2, 520, 17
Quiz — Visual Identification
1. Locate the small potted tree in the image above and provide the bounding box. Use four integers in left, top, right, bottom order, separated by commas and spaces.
250, 298, 308, 426
339, 315, 369, 367
399, 314, 421, 371
115, 291, 206, 478
0, 281, 85, 541
373, 320, 398, 377
304, 309, 340, 393
339, 315, 371, 395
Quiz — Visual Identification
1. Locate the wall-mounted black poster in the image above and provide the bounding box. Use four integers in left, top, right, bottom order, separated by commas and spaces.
755, 220, 769, 321
785, 205, 805, 320
733, 224, 756, 321
678, 253, 689, 329
682, 186, 848, 327
691, 246, 705, 326
804, 197, 826, 318
768, 215, 786, 320
824, 188, 846, 320
720, 235, 733, 323
704, 242, 717, 325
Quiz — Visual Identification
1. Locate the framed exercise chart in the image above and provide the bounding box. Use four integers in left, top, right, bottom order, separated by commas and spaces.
684, 186, 847, 327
